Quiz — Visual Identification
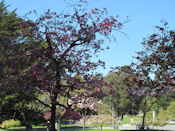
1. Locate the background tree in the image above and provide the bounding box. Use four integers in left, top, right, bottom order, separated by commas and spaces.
135, 21, 175, 92
71, 90, 98, 131
131, 21, 175, 129
87, 114, 116, 131
152, 93, 174, 112
104, 71, 140, 118
114, 65, 168, 130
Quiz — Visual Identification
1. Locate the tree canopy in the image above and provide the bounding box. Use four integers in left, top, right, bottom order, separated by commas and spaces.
0, 1, 124, 130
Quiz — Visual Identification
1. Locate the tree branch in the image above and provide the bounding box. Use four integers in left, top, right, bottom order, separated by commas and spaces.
146, 96, 161, 113
34, 97, 51, 108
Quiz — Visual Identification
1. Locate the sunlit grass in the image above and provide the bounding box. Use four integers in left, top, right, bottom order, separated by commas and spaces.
0, 115, 142, 130
120, 115, 142, 125
72, 129, 121, 131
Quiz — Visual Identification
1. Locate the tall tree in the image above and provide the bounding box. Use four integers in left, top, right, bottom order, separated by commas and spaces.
0, 1, 44, 130
2, 1, 124, 131
0, 0, 21, 122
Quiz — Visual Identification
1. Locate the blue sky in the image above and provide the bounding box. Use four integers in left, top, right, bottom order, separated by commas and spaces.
5, 0, 175, 75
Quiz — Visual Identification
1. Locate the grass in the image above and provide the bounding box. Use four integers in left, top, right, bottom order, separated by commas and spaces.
0, 115, 142, 130
0, 124, 76, 131
0, 125, 46, 130
0, 129, 122, 131
120, 115, 142, 125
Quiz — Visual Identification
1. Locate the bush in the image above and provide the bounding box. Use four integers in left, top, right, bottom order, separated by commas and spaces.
0, 119, 21, 129
86, 114, 116, 126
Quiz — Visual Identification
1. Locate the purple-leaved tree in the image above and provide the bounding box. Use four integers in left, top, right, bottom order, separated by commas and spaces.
115, 22, 175, 130
2, 1, 125, 131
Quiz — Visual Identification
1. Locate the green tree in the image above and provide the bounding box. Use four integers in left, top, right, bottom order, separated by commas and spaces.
0, 1, 43, 130
152, 94, 173, 112
104, 71, 140, 118
0, 0, 21, 122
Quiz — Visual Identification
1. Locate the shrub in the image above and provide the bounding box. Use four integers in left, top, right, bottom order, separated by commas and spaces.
84, 114, 116, 131
0, 119, 21, 129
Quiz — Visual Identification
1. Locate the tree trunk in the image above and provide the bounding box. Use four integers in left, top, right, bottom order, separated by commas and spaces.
140, 97, 147, 130
83, 114, 85, 131
57, 117, 61, 131
25, 122, 32, 131
141, 112, 146, 130
23, 113, 32, 131
100, 124, 102, 131
50, 104, 56, 131
82, 109, 86, 131
121, 114, 123, 121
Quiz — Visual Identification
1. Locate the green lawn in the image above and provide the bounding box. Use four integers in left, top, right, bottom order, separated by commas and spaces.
120, 115, 142, 125
0, 129, 122, 131
0, 115, 142, 131
0, 125, 46, 130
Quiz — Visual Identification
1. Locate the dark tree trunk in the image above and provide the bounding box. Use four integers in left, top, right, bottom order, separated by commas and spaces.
140, 97, 147, 130
50, 104, 56, 131
25, 122, 32, 131
22, 113, 32, 131
140, 111, 146, 130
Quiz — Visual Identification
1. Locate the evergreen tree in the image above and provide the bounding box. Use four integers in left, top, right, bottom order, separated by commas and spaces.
0, 2, 42, 130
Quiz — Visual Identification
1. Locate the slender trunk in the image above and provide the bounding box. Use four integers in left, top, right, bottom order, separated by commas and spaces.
141, 112, 146, 130
83, 114, 85, 131
100, 124, 102, 131
140, 97, 147, 130
50, 104, 56, 131
121, 114, 123, 121
82, 109, 87, 131
57, 117, 61, 131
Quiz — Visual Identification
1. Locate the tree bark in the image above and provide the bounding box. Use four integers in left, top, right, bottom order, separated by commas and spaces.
25, 122, 32, 131
140, 97, 147, 130
83, 114, 85, 131
50, 104, 56, 131
140, 111, 146, 130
